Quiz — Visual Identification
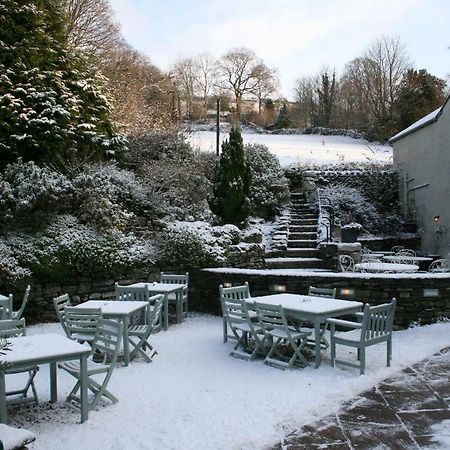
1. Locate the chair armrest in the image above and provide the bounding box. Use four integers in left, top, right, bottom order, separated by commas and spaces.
326, 318, 362, 329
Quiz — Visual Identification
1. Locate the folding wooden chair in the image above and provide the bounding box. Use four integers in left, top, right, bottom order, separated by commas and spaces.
160, 272, 189, 322
53, 294, 72, 335
115, 283, 150, 302
128, 294, 164, 362
64, 307, 102, 345
59, 318, 124, 411
219, 283, 255, 343
327, 298, 396, 375
0, 319, 39, 406
222, 296, 265, 361
255, 302, 311, 370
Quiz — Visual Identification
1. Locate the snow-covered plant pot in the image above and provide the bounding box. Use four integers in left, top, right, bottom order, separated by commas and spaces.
341, 223, 363, 243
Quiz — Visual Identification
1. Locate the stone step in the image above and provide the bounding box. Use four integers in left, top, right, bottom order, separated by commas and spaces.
265, 257, 323, 269
266, 248, 320, 258
289, 232, 317, 240
288, 240, 318, 248
289, 225, 317, 232
290, 219, 318, 226
291, 214, 317, 219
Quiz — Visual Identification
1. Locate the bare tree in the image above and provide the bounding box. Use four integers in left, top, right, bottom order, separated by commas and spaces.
216, 47, 269, 120
171, 57, 197, 119
293, 76, 318, 127
60, 0, 121, 56
194, 53, 217, 120
252, 63, 278, 116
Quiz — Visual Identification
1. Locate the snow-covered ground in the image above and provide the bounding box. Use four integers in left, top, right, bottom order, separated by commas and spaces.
5, 317, 450, 450
187, 131, 393, 166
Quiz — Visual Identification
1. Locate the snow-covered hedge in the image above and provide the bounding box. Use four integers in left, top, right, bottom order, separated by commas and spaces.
0, 215, 155, 283
159, 221, 241, 270
245, 143, 289, 218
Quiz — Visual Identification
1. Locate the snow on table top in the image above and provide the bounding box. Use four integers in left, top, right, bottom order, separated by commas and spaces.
0, 424, 35, 450
383, 255, 433, 262
129, 282, 185, 293
76, 300, 147, 315
1, 334, 89, 364
12, 319, 450, 450
248, 293, 362, 314
355, 262, 419, 273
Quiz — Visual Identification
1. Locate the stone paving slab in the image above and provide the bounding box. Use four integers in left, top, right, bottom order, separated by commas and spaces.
273, 348, 450, 450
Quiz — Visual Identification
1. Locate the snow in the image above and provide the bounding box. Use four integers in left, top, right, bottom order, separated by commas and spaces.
188, 131, 393, 166
429, 420, 450, 448
0, 424, 35, 450
389, 106, 441, 142
206, 267, 450, 280
4, 318, 450, 450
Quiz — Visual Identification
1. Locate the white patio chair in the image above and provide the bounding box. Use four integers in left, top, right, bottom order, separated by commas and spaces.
11, 285, 31, 320
53, 294, 72, 336
64, 306, 102, 345
428, 259, 449, 273
327, 298, 396, 375
338, 254, 355, 272
160, 272, 189, 322
59, 318, 124, 411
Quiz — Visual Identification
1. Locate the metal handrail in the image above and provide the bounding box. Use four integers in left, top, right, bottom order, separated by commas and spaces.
317, 189, 335, 243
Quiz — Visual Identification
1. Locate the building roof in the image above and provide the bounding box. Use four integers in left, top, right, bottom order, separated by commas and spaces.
389, 95, 450, 143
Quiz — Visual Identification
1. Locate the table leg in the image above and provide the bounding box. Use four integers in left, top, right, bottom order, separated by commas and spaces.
50, 362, 57, 402
163, 293, 169, 331
314, 319, 322, 369
177, 288, 182, 323
0, 371, 7, 423
80, 354, 88, 423
123, 316, 130, 366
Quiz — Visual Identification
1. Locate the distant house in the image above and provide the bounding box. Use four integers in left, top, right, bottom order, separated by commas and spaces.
390, 96, 450, 257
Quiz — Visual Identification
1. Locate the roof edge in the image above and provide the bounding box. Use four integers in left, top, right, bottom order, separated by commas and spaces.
389, 95, 450, 143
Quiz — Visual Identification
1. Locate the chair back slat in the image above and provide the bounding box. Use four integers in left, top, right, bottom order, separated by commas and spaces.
254, 302, 286, 328
91, 318, 124, 364
361, 299, 396, 342
0, 318, 26, 338
115, 283, 150, 302
160, 272, 189, 286
13, 285, 31, 320
64, 307, 102, 339
308, 286, 336, 298
147, 294, 164, 328
53, 294, 72, 334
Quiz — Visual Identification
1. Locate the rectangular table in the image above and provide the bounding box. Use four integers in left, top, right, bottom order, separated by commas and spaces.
128, 283, 186, 331
0, 334, 90, 424
74, 300, 147, 366
247, 294, 363, 369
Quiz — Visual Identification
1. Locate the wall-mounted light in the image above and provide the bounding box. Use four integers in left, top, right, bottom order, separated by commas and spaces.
223, 282, 232, 288
434, 215, 441, 224
340, 288, 354, 297
423, 288, 439, 298
271, 284, 286, 293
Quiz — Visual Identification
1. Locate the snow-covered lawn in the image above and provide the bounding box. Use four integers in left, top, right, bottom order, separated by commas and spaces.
188, 131, 393, 166
6, 316, 450, 450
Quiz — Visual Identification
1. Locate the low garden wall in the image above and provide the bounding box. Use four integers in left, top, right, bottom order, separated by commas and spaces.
11, 268, 160, 324
189, 269, 450, 328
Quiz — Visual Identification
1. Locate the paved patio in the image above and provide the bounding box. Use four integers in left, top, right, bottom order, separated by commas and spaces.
273, 347, 450, 449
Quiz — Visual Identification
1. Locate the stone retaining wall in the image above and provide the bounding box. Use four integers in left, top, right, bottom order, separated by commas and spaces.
189, 269, 450, 328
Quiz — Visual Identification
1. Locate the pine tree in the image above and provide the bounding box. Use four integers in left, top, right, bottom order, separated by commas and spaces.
0, 0, 125, 172
275, 103, 292, 129
208, 127, 252, 226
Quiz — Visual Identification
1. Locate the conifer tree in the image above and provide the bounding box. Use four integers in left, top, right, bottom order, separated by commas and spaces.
208, 127, 252, 226
0, 0, 125, 172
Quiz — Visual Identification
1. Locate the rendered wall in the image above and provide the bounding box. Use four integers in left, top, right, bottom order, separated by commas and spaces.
393, 103, 450, 257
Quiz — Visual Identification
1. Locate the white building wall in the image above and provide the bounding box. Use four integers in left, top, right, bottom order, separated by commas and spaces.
393, 103, 450, 256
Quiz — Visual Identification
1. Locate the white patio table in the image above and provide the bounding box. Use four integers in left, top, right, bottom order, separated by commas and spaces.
74, 300, 147, 366
355, 262, 419, 273
128, 282, 186, 331
382, 255, 433, 264
0, 334, 90, 424
246, 294, 363, 369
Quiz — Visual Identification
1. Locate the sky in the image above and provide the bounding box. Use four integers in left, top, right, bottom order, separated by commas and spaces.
109, 0, 450, 99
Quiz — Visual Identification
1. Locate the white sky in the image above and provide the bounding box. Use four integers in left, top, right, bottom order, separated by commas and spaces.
109, 0, 450, 99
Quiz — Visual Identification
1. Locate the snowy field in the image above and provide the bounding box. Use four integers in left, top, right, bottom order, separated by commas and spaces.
6, 316, 450, 450
187, 131, 393, 166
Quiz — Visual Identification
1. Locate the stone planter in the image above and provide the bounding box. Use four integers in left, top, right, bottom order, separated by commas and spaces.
341, 228, 359, 243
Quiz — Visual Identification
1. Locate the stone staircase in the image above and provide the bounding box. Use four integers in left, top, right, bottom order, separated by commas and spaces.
265, 192, 324, 270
